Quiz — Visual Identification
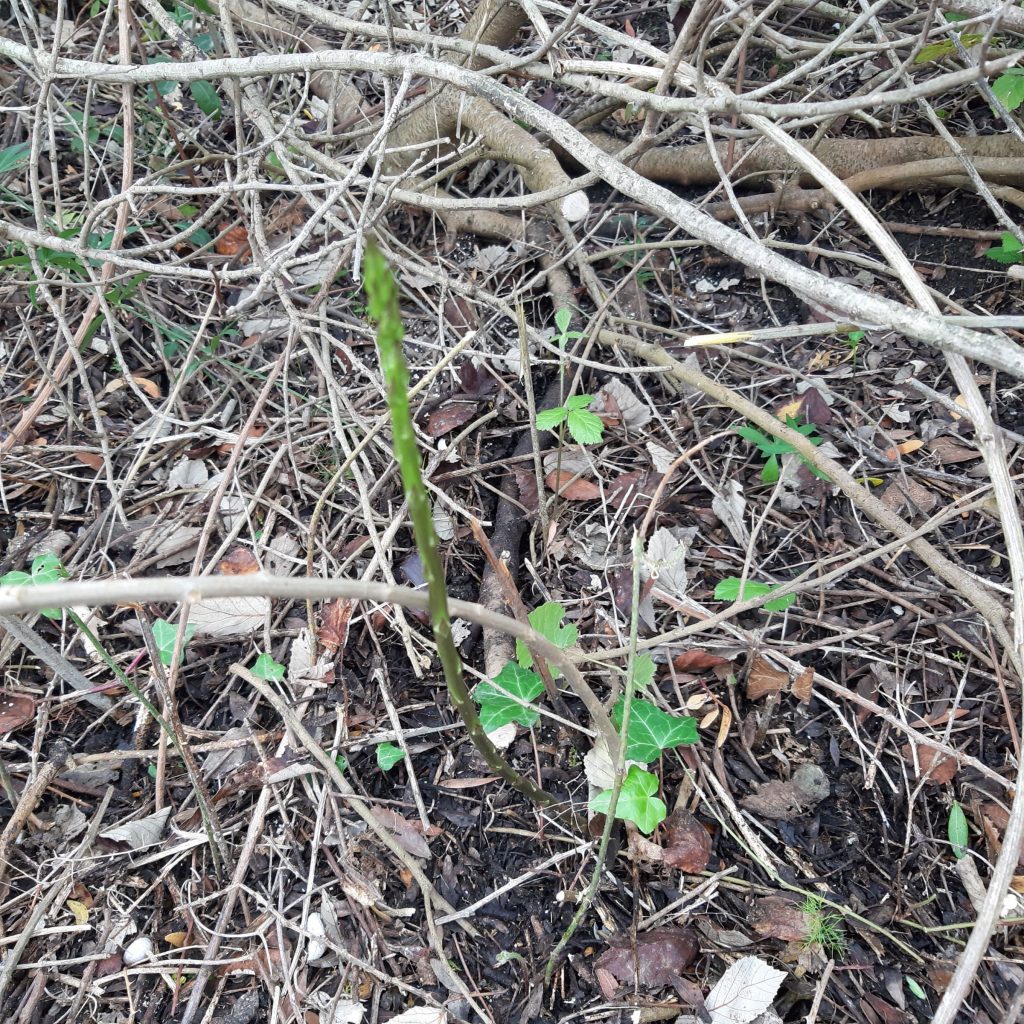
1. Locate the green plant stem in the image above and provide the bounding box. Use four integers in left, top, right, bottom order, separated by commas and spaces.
362, 240, 555, 809
545, 528, 646, 983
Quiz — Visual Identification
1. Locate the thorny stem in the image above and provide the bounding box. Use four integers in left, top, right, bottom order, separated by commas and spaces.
361, 239, 556, 809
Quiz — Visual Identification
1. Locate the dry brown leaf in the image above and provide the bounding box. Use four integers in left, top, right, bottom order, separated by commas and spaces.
0, 692, 35, 733
189, 595, 269, 637
215, 223, 248, 256
902, 744, 958, 785
746, 654, 789, 701
74, 451, 104, 470
662, 807, 712, 873
928, 436, 980, 464
741, 765, 830, 821
699, 706, 719, 730
792, 665, 814, 703
319, 599, 353, 654
544, 470, 601, 500
426, 403, 478, 438
596, 927, 698, 993
369, 806, 432, 859
749, 896, 810, 943
217, 548, 261, 575
883, 438, 924, 460
131, 375, 162, 399
715, 704, 732, 748
673, 649, 732, 673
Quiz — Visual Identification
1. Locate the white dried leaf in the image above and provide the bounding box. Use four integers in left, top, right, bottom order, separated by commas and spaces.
288, 629, 333, 687
450, 619, 471, 646
265, 532, 301, 576
385, 1008, 446, 1024
706, 956, 786, 1024
101, 807, 171, 849
542, 449, 591, 476
641, 526, 694, 599
595, 378, 652, 429
29, 531, 72, 559
323, 1002, 365, 1024
202, 726, 252, 779
133, 524, 201, 568
646, 441, 675, 473
711, 479, 748, 547
188, 595, 268, 637
469, 244, 515, 272
167, 458, 209, 489
432, 504, 455, 541
486, 722, 517, 751
306, 912, 327, 961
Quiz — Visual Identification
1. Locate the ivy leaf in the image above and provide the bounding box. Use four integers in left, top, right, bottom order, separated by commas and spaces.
994, 69, 1024, 112
250, 653, 285, 681
714, 576, 796, 612
612, 697, 698, 764
516, 601, 577, 673
152, 619, 198, 667
986, 231, 1024, 264
1, 552, 69, 619
376, 742, 406, 772
948, 800, 969, 859
475, 662, 545, 731
567, 407, 605, 445
589, 766, 667, 833
536, 406, 568, 431
189, 80, 222, 117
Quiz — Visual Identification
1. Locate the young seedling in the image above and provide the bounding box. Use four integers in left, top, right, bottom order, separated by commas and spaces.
535, 395, 605, 445
589, 765, 666, 834
714, 576, 796, 612
735, 417, 828, 484
800, 895, 847, 958
948, 800, 969, 859
249, 652, 285, 681
1, 553, 68, 619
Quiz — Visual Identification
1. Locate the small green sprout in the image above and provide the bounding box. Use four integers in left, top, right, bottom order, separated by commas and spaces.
800, 895, 847, 958
735, 417, 828, 484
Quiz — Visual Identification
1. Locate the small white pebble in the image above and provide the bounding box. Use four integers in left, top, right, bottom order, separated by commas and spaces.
123, 935, 155, 966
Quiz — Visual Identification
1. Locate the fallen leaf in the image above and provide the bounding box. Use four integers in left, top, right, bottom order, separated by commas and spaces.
66, 899, 90, 925
880, 478, 937, 516
673, 650, 732, 673
426, 403, 477, 438
217, 548, 261, 575
318, 599, 353, 654
384, 1007, 446, 1024
188, 595, 269, 637
101, 807, 171, 849
792, 665, 814, 703
642, 526, 694, 600
544, 470, 601, 500
712, 479, 749, 547
705, 956, 786, 1024
509, 465, 540, 511
716, 704, 732, 748
592, 378, 652, 429
607, 470, 661, 513
883, 438, 924, 460
369, 806, 432, 859
901, 743, 957, 785
746, 655, 789, 701
662, 807, 712, 872
928, 436, 980, 464
163, 931, 188, 948
74, 451, 104, 470
215, 223, 248, 256
596, 927, 699, 992
749, 897, 809, 943
0, 692, 35, 732
131, 375, 162, 399
741, 765, 830, 821
798, 387, 834, 427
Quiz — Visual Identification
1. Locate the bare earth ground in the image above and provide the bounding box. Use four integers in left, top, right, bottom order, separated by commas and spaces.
1, 2, 1024, 1023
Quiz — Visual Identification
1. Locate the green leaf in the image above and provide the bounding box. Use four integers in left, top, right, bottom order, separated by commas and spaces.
535, 406, 568, 431
0, 142, 30, 176
516, 602, 577, 672
915, 39, 957, 64
335, 754, 348, 773
1, 553, 68, 619
376, 742, 406, 771
762, 453, 780, 483
475, 662, 545, 731
565, 394, 593, 411
633, 652, 656, 692
611, 697, 698, 764
566, 408, 605, 445
985, 231, 1024, 264
906, 978, 927, 1000
948, 800, 969, 859
714, 576, 796, 612
589, 765, 667, 833
994, 69, 1024, 112
554, 308, 572, 335
152, 619, 198, 667
250, 653, 285, 681
189, 80, 222, 117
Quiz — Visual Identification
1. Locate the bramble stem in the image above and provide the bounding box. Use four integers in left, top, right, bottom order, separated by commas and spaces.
362, 240, 555, 809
